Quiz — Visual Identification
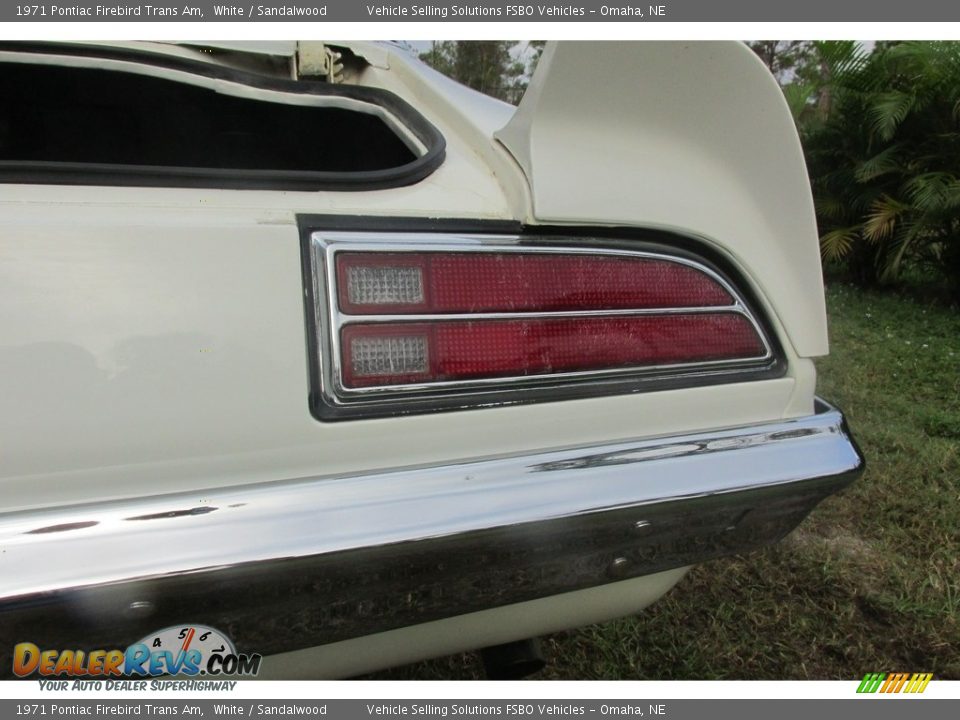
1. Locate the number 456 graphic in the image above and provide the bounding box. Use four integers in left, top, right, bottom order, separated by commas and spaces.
145, 625, 235, 657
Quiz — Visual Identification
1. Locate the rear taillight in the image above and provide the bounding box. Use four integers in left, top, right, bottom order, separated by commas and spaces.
306, 232, 778, 419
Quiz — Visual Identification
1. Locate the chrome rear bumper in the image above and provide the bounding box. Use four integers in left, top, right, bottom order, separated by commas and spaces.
0, 399, 863, 675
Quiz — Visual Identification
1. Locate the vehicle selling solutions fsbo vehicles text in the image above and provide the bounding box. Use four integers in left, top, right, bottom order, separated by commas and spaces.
365, 5, 594, 17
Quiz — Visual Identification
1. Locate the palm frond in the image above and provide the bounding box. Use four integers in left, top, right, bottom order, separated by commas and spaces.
849, 186, 887, 215
868, 92, 916, 142
854, 144, 903, 182
903, 173, 957, 211
814, 195, 847, 221
939, 179, 960, 210
781, 82, 816, 122
814, 41, 871, 83
881, 220, 921, 281
820, 226, 861, 261
887, 41, 960, 75
863, 195, 909, 242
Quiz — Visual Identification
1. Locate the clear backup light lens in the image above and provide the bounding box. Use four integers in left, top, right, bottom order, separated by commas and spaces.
347, 265, 424, 306
342, 325, 432, 387
338, 254, 428, 313
350, 335, 428, 376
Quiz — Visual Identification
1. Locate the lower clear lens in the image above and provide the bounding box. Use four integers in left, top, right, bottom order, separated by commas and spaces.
349, 334, 429, 379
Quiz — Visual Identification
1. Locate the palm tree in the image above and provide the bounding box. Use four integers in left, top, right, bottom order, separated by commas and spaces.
800, 41, 960, 298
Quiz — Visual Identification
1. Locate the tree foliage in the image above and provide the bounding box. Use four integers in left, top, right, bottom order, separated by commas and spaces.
419, 41, 528, 104
786, 41, 960, 298
747, 41, 815, 84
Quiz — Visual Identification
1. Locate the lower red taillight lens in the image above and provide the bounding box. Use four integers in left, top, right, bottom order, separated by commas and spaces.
341, 314, 765, 388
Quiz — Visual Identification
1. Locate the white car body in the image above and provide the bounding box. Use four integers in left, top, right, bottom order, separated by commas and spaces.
0, 40, 862, 678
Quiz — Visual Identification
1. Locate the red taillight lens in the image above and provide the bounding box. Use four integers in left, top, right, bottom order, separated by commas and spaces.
341, 314, 765, 388
336, 252, 733, 314
311, 239, 776, 411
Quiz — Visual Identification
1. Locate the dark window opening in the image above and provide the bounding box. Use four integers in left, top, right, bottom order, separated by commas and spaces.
0, 58, 444, 190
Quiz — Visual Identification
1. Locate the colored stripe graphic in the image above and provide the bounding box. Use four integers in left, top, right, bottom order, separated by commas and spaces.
857, 673, 885, 693
857, 672, 932, 693
891, 673, 909, 693
912, 673, 933, 693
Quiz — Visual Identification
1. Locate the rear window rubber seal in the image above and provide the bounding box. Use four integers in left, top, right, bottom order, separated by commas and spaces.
0, 41, 446, 192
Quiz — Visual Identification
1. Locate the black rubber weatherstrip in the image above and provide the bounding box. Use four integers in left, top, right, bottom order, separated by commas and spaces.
296, 214, 524, 235
0, 42, 446, 191
297, 216, 787, 421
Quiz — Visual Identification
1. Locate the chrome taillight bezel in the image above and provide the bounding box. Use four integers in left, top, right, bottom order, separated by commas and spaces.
302, 226, 782, 420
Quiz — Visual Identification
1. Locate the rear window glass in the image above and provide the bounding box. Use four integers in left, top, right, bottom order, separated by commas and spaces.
0, 54, 444, 190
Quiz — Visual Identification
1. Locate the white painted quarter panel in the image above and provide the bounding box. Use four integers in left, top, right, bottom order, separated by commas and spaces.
0, 203, 798, 512
497, 41, 829, 358
0, 43, 808, 512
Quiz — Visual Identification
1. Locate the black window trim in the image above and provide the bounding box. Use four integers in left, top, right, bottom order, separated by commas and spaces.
0, 41, 446, 192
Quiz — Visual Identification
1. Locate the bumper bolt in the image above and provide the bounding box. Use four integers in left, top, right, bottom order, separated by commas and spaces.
608, 556, 631, 578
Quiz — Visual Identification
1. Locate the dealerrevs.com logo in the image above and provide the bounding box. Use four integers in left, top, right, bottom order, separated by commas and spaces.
13, 624, 261, 678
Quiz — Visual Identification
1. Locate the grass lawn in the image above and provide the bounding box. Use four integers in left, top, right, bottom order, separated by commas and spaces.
370, 283, 960, 680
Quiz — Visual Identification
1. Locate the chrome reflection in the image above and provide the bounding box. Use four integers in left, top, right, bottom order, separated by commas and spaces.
24, 520, 99, 535
124, 506, 219, 521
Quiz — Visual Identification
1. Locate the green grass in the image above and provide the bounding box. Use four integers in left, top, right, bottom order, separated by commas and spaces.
369, 283, 960, 680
